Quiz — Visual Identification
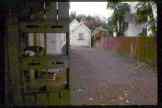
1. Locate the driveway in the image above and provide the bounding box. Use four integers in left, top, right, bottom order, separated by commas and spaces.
69, 47, 157, 105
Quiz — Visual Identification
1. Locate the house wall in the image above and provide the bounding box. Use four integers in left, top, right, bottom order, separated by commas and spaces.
70, 19, 80, 31
70, 24, 91, 47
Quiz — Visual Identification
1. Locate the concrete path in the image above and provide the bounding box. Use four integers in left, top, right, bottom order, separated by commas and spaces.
69, 47, 157, 105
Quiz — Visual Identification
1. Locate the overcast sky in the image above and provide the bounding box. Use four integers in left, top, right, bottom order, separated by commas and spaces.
69, 2, 157, 22
69, 2, 143, 22
69, 2, 113, 21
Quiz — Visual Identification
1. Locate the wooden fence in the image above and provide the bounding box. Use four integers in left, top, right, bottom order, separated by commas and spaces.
102, 36, 157, 66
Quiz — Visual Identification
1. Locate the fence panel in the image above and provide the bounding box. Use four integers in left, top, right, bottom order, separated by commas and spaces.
102, 36, 156, 66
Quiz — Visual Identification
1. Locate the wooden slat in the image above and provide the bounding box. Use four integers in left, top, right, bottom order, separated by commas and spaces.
20, 21, 69, 33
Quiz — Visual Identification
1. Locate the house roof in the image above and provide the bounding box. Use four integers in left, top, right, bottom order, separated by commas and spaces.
70, 19, 91, 34
70, 19, 80, 30
80, 23, 91, 34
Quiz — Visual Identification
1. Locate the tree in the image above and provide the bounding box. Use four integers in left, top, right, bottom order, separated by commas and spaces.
135, 1, 157, 36
84, 16, 104, 31
103, 17, 114, 36
75, 14, 86, 22
69, 13, 107, 32
69, 11, 76, 21
107, 2, 130, 36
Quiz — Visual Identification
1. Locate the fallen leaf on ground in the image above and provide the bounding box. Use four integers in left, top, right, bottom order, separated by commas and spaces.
89, 97, 94, 101
124, 91, 128, 96
118, 96, 124, 101
99, 95, 103, 99
125, 99, 130, 103
77, 88, 84, 92
111, 99, 115, 102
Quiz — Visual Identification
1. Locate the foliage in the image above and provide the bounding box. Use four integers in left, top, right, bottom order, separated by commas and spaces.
103, 17, 114, 36
69, 11, 76, 22
84, 16, 105, 31
135, 1, 157, 36
75, 14, 86, 22
107, 2, 130, 37
69, 13, 106, 31
16, 0, 53, 21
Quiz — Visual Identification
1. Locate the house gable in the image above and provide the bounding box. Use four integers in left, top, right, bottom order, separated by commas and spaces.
70, 19, 91, 38
71, 23, 91, 35
70, 19, 80, 32
70, 19, 91, 47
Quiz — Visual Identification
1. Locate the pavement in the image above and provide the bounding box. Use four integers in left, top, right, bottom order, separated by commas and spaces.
69, 47, 157, 105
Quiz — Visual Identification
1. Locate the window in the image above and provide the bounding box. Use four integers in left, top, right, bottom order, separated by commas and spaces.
78, 33, 84, 40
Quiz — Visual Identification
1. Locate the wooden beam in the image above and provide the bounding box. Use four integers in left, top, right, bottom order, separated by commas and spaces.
19, 20, 69, 33
44, 33, 47, 55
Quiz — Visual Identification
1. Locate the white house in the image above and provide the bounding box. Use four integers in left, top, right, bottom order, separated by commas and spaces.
28, 33, 66, 55
70, 19, 91, 47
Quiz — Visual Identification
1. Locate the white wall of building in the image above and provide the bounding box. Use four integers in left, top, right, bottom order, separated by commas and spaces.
70, 19, 91, 47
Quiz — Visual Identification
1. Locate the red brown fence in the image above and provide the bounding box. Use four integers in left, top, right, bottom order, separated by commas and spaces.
101, 36, 157, 66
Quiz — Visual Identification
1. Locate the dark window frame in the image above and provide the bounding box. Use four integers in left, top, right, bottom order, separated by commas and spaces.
78, 33, 84, 40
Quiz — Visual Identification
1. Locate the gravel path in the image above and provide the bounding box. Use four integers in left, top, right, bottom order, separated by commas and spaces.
69, 47, 157, 105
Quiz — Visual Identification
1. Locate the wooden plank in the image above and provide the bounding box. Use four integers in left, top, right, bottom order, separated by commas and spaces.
44, 33, 47, 55
6, 17, 24, 104
19, 20, 69, 33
